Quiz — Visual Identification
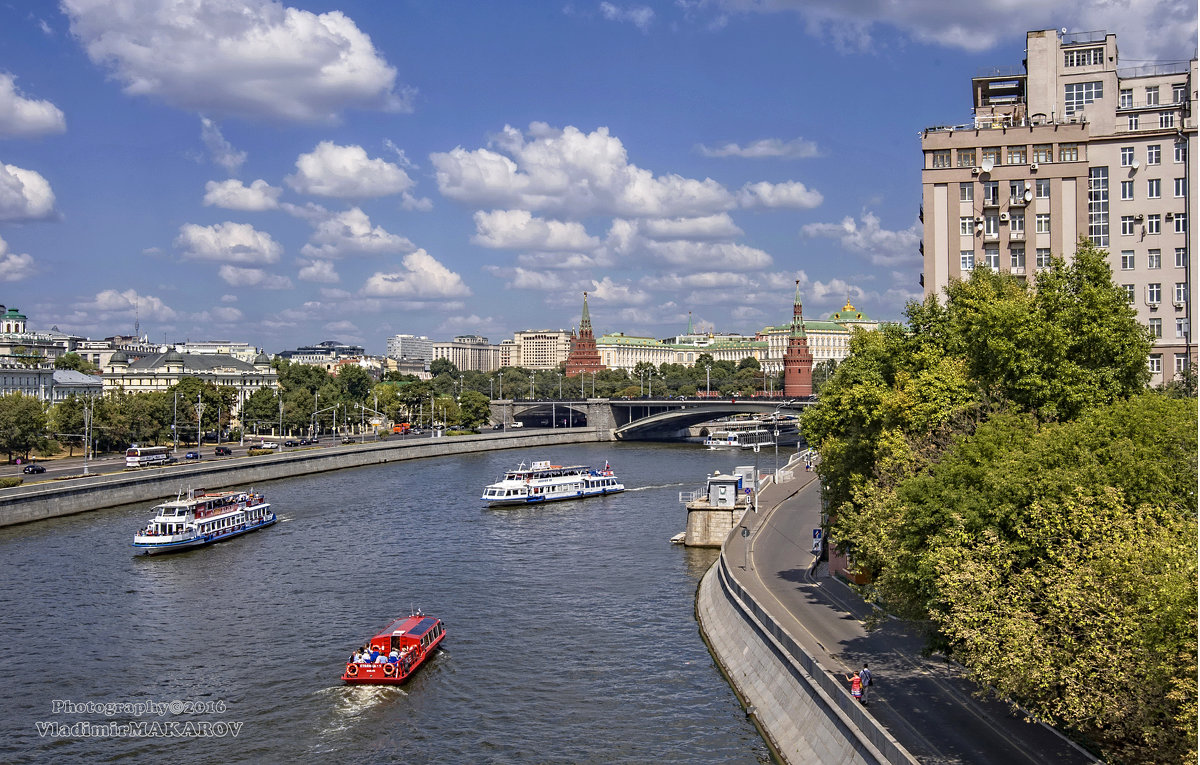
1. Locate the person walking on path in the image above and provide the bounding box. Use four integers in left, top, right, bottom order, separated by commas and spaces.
859, 664, 872, 705
845, 671, 863, 703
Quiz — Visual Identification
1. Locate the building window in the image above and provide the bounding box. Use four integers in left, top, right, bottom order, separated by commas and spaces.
960, 251, 975, 270
1032, 144, 1052, 163
1127, 114, 1139, 131
1120, 147, 1135, 166
1175, 213, 1187, 234
1120, 180, 1134, 200
1147, 178, 1161, 199
984, 214, 1000, 238
1148, 249, 1161, 269
1010, 212, 1025, 236
1147, 144, 1161, 164
1008, 180, 1026, 204
1176, 248, 1188, 268
982, 181, 999, 205
1036, 213, 1052, 234
1145, 86, 1159, 106
1059, 144, 1079, 162
1175, 143, 1187, 164
1006, 146, 1026, 164
1120, 251, 1135, 270
1175, 178, 1186, 198
960, 217, 974, 235
957, 149, 976, 167
1036, 248, 1053, 268
1176, 354, 1189, 374
1173, 83, 1187, 103
1035, 178, 1051, 198
1064, 81, 1103, 115
1064, 47, 1103, 66
1121, 216, 1136, 235
1123, 284, 1137, 303
1148, 283, 1162, 304
1147, 214, 1161, 234
930, 149, 951, 169
1088, 166, 1109, 246
981, 147, 1001, 165
1148, 354, 1162, 374
959, 182, 973, 202
1010, 245, 1025, 269
984, 245, 1000, 271
1149, 317, 1162, 338
1159, 112, 1175, 129
1177, 319, 1189, 339
1175, 283, 1188, 304
1119, 88, 1133, 108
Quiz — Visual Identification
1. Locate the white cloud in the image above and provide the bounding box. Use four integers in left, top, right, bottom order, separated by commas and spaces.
78, 289, 176, 320
299, 207, 415, 258
209, 305, 244, 322
199, 117, 245, 173
61, 0, 410, 122
432, 123, 735, 218
0, 235, 35, 282
644, 240, 773, 269
599, 2, 655, 32
286, 141, 414, 198
697, 137, 819, 160
482, 266, 572, 291
220, 293, 238, 303
801, 210, 919, 266
515, 251, 612, 270
640, 213, 742, 241
471, 209, 599, 251
297, 258, 339, 283
737, 180, 823, 209
589, 276, 651, 305
0, 73, 66, 138
362, 249, 471, 298
203, 179, 282, 210
324, 319, 358, 334
0, 163, 56, 221
217, 264, 293, 289
400, 192, 433, 212
175, 221, 282, 264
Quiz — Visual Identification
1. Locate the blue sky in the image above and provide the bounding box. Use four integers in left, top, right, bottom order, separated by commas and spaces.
0, 1, 1195, 355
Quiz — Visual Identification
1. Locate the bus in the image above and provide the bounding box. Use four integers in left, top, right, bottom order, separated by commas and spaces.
126, 445, 171, 468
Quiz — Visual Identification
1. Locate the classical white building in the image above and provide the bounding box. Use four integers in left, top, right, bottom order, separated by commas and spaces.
758, 301, 881, 375
104, 350, 277, 423
173, 340, 262, 364
432, 335, 503, 372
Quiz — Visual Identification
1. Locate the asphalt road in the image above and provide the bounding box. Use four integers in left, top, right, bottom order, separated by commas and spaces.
729, 471, 1097, 765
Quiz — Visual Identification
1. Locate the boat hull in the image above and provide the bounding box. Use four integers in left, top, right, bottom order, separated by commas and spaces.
133, 516, 276, 555
341, 631, 444, 685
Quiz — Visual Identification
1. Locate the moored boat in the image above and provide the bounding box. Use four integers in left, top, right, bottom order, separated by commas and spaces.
481, 459, 625, 506
703, 428, 774, 450
342, 614, 446, 685
132, 489, 275, 555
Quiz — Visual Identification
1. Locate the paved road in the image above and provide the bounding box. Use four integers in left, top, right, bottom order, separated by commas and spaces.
727, 470, 1096, 764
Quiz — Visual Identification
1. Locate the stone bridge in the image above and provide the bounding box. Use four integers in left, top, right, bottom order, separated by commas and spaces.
489, 397, 812, 439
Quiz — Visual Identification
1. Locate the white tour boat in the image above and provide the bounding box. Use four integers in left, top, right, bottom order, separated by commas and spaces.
481, 460, 625, 506
132, 489, 275, 555
704, 428, 775, 450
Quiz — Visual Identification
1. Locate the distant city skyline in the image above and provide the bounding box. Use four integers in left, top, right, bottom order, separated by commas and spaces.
0, 2, 1194, 355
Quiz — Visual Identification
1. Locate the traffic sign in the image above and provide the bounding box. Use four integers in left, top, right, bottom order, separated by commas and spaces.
812, 528, 822, 540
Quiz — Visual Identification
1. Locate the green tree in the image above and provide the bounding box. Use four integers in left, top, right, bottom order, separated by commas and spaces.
457, 390, 491, 428
54, 352, 100, 374
241, 388, 280, 435
0, 392, 48, 461
50, 395, 87, 456
430, 358, 459, 377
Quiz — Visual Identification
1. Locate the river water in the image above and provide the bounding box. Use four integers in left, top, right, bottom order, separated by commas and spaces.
0, 442, 771, 764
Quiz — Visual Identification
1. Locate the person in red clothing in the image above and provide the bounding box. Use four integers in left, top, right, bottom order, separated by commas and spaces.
846, 671, 863, 703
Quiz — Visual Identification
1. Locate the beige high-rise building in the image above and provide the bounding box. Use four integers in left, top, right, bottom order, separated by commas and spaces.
509, 330, 572, 370
920, 28, 1197, 386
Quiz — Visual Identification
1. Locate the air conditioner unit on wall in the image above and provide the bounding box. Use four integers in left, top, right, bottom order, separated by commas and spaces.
1000, 212, 1009, 221
971, 167, 981, 175
1165, 212, 1175, 220
1134, 214, 1144, 221
1029, 162, 1038, 171
974, 216, 984, 223
1174, 301, 1186, 309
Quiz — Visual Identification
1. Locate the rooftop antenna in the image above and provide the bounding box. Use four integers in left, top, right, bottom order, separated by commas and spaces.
134, 296, 140, 340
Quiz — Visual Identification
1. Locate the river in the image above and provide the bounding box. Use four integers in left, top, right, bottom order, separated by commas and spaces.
0, 441, 772, 764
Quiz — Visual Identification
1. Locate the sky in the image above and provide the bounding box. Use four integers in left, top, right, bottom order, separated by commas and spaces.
0, 1, 1195, 355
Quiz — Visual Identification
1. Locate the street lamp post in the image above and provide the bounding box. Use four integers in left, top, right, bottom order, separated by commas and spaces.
705, 364, 711, 398
195, 394, 205, 449
529, 371, 534, 400
172, 392, 178, 453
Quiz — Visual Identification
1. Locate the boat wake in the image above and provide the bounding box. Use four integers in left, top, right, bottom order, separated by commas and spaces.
627, 482, 687, 492
312, 684, 407, 736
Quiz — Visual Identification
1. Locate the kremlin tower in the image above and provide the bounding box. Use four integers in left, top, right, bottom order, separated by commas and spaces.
564, 292, 604, 377
782, 280, 814, 397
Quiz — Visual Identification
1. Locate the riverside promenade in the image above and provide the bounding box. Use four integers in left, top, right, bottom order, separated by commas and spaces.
697, 457, 1097, 764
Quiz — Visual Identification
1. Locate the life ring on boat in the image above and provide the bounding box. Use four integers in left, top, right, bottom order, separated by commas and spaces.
345, 663, 358, 677
383, 663, 396, 676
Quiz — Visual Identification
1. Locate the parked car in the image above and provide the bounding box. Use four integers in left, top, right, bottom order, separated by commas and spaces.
260, 442, 279, 450
22, 464, 45, 474
299, 438, 311, 445
184, 451, 201, 460
214, 446, 232, 456
283, 439, 299, 447
342, 436, 356, 444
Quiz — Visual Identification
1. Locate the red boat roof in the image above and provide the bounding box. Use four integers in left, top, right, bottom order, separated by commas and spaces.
373, 615, 440, 641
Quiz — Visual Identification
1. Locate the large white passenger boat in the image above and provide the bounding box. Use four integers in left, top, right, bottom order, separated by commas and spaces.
481, 460, 625, 506
704, 428, 774, 450
132, 489, 275, 555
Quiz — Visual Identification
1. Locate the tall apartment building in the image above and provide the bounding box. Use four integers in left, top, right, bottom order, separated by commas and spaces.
385, 333, 433, 362
920, 28, 1197, 385
509, 330, 572, 370
432, 335, 503, 372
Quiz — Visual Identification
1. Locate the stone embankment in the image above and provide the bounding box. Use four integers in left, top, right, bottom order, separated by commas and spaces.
0, 429, 607, 528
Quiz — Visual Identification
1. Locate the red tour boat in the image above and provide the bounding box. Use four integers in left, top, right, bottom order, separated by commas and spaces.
341, 614, 446, 685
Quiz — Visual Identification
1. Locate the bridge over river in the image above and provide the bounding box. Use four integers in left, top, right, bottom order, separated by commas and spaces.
489, 396, 812, 439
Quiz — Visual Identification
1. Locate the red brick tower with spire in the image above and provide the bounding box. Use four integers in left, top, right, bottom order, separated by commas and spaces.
783, 280, 814, 397
565, 291, 605, 377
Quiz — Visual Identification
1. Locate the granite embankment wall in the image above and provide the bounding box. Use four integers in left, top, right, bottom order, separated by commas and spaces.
0, 428, 608, 528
